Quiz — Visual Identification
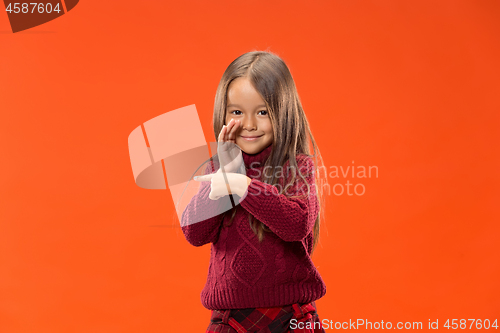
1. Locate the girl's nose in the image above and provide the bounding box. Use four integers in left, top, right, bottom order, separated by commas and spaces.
242, 115, 257, 131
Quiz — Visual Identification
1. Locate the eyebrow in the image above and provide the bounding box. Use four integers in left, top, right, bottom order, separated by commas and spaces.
226, 104, 267, 108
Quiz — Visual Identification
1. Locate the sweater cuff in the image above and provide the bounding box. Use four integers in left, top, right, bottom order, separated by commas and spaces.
181, 181, 232, 227
238, 178, 278, 205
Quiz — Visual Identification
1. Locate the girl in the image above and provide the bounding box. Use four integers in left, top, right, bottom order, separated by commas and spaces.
181, 50, 327, 332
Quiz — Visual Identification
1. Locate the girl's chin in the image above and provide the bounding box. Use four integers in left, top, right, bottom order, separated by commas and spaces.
238, 141, 273, 153
240, 147, 263, 155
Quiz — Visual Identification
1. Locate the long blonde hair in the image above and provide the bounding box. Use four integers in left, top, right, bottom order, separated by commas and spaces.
212, 50, 327, 254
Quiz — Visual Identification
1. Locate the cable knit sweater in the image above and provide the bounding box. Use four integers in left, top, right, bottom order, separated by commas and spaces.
180, 144, 326, 310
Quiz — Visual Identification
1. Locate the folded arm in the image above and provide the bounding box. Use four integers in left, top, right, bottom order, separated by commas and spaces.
239, 155, 319, 242
180, 160, 230, 247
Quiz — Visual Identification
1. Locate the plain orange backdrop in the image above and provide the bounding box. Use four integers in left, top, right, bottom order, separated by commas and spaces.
1, 1, 499, 332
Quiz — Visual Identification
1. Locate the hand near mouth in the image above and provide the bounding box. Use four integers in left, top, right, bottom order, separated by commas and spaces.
217, 119, 246, 174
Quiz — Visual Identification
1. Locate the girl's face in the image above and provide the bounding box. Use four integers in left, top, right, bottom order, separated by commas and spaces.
225, 77, 274, 155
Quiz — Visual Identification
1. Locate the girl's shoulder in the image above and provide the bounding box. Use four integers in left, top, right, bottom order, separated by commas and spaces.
282, 153, 316, 178
296, 152, 314, 162
284, 153, 315, 167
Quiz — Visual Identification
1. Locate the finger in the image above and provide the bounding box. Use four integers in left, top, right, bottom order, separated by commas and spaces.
228, 119, 239, 141
226, 119, 237, 141
218, 125, 227, 142
193, 174, 213, 181
227, 120, 235, 141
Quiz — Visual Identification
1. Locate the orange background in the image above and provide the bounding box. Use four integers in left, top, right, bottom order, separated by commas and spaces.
1, 1, 499, 332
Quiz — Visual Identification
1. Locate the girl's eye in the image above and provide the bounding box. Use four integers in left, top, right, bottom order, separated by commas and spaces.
229, 110, 268, 115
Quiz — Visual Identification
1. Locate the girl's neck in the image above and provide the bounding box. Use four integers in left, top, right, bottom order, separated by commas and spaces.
242, 143, 273, 168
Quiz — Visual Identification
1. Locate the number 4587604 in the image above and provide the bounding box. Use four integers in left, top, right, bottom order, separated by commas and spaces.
444, 319, 498, 329
6, 3, 61, 14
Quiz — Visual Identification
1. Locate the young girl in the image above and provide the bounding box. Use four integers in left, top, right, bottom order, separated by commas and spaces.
181, 50, 327, 332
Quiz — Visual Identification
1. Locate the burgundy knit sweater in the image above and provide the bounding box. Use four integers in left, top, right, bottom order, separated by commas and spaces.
180, 144, 327, 310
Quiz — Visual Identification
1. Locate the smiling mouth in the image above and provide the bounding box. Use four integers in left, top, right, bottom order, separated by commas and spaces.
240, 135, 263, 141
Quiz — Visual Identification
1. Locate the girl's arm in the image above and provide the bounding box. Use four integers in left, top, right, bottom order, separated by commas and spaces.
180, 160, 228, 247
238, 155, 319, 242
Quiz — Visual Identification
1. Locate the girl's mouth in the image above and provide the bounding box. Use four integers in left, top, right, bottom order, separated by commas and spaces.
240, 135, 263, 141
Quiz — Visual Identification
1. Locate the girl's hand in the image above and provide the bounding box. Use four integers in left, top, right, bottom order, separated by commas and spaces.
194, 171, 252, 200
218, 119, 245, 174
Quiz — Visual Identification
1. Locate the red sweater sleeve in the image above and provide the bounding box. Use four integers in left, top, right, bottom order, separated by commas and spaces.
180, 159, 231, 247
239, 155, 319, 242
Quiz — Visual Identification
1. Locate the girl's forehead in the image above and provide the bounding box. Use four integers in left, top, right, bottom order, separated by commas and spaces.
226, 80, 266, 108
